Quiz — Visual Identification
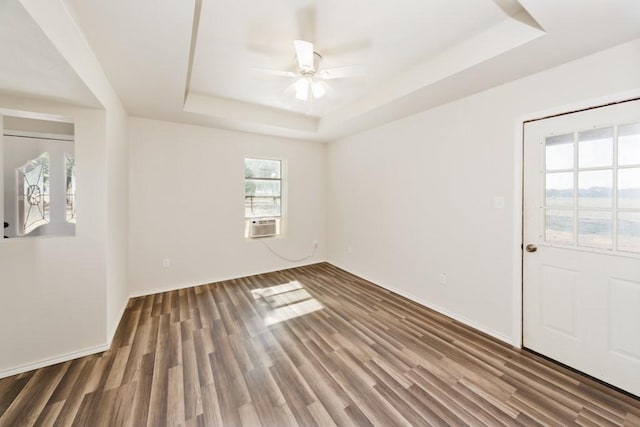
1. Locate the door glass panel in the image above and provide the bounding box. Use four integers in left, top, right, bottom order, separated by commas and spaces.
618, 168, 640, 209
545, 133, 574, 170
578, 127, 613, 168
618, 212, 640, 253
65, 153, 76, 224
578, 210, 613, 249
545, 209, 574, 244
578, 170, 612, 208
618, 122, 640, 166
545, 172, 573, 207
537, 117, 640, 255
17, 152, 50, 236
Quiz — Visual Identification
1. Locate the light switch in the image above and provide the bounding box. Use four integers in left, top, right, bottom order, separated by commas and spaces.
494, 196, 505, 209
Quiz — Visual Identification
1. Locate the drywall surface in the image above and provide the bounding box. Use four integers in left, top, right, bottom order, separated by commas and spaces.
105, 106, 129, 341
327, 39, 640, 344
128, 118, 327, 295
0, 96, 108, 375
19, 0, 131, 346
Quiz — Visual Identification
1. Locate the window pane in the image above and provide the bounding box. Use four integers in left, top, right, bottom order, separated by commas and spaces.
545, 134, 573, 170
578, 127, 613, 168
245, 158, 281, 179
578, 210, 612, 250
618, 122, 640, 166
245, 179, 280, 197
245, 196, 281, 218
545, 209, 574, 244
578, 170, 612, 208
618, 212, 640, 253
545, 172, 574, 207
618, 168, 640, 209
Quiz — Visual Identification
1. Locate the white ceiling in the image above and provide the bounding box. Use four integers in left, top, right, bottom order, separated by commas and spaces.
7, 0, 640, 141
0, 0, 98, 108
189, 0, 523, 117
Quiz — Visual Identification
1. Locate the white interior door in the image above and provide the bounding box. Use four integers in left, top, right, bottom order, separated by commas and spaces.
523, 99, 640, 397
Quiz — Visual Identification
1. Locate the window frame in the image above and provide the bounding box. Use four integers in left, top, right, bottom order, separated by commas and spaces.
244, 157, 285, 238
541, 120, 640, 257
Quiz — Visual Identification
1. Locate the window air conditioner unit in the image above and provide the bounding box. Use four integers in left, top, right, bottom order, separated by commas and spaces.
250, 219, 277, 238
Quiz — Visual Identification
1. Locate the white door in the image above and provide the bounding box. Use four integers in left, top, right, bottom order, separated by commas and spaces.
523, 99, 640, 397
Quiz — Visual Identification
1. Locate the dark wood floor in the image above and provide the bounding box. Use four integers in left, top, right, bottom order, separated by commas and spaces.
1, 263, 639, 426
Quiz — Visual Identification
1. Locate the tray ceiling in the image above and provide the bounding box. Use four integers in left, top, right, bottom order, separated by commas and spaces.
44, 0, 640, 140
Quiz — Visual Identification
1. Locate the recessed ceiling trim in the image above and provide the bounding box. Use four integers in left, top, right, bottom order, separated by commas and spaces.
320, 12, 546, 132
184, 92, 318, 132
59, 0, 640, 142
182, 0, 544, 137
183, 0, 202, 103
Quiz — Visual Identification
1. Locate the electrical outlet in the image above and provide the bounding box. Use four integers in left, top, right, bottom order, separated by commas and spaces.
439, 273, 447, 285
347, 245, 353, 254
313, 240, 318, 248
162, 258, 171, 268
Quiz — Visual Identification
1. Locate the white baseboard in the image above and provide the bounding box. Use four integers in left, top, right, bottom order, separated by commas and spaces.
328, 261, 514, 346
9, 259, 509, 380
0, 344, 109, 380
2, 292, 129, 379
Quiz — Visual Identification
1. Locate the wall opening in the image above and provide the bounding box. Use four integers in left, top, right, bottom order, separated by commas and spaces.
2, 113, 75, 239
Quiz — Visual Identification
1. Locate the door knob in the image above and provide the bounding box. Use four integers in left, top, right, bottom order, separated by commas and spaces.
525, 244, 537, 253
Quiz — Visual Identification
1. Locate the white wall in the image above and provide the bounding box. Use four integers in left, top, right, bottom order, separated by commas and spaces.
19, 0, 131, 346
327, 39, 640, 344
105, 107, 129, 341
0, 95, 108, 375
128, 118, 326, 296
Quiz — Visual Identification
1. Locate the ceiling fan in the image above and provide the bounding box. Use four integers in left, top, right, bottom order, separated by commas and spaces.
255, 39, 363, 103
293, 40, 324, 101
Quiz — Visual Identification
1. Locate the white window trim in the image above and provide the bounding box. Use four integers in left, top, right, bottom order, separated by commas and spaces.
243, 156, 287, 239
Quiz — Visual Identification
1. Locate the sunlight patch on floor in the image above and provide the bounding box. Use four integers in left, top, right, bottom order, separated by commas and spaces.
252, 280, 324, 326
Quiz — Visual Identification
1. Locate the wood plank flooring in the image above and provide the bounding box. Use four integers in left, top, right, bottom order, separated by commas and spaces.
1, 262, 639, 426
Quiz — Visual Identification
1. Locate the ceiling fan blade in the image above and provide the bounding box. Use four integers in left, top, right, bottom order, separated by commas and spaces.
294, 40, 315, 71
318, 65, 364, 80
319, 80, 336, 98
294, 78, 310, 101
251, 68, 297, 78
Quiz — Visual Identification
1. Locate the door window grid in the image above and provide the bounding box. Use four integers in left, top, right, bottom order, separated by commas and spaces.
542, 121, 640, 254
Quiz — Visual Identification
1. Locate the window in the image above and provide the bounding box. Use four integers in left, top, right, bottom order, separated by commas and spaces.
245, 158, 282, 237
543, 121, 640, 253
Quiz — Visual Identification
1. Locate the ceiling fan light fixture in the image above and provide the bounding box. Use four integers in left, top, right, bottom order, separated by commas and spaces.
294, 77, 309, 100
311, 82, 325, 99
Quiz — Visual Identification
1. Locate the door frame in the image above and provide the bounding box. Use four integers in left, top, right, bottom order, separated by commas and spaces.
512, 88, 640, 349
